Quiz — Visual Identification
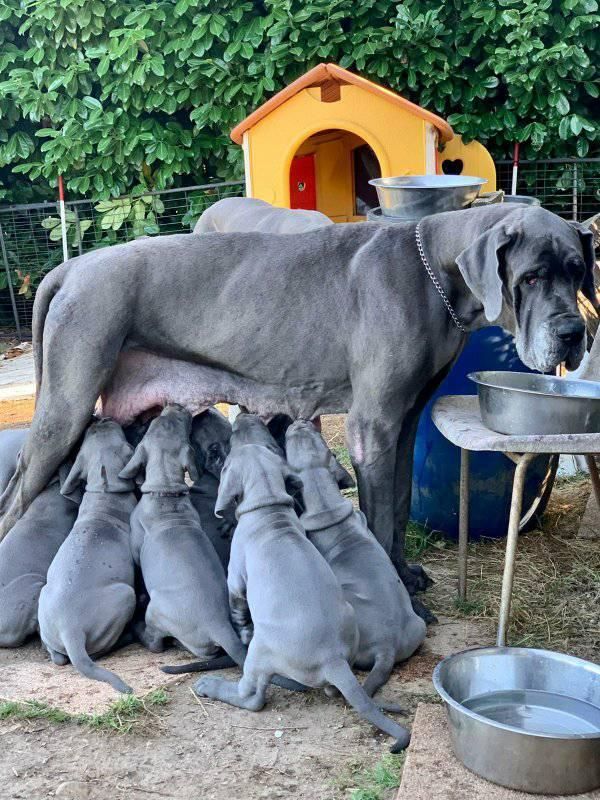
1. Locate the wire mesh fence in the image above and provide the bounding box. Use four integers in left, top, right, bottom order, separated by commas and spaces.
0, 159, 598, 336
0, 181, 244, 333
495, 158, 600, 222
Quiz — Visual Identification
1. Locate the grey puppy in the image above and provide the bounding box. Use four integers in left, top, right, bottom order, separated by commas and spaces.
38, 419, 137, 693
189, 409, 234, 570
193, 197, 332, 234
0, 428, 28, 496
121, 405, 246, 666
193, 430, 411, 752
285, 420, 427, 696
0, 469, 79, 646
3, 207, 593, 606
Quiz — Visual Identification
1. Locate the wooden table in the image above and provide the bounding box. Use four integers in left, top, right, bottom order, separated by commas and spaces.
432, 395, 600, 646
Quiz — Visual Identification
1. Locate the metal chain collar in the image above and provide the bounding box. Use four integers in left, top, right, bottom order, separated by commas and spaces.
415, 222, 467, 333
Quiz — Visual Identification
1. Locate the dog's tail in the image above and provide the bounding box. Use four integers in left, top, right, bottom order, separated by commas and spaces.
323, 659, 410, 753
361, 650, 397, 701
161, 654, 237, 675
32, 264, 68, 397
62, 631, 133, 694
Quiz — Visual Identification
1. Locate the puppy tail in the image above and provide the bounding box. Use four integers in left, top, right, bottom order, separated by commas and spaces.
323, 660, 410, 753
63, 632, 133, 694
161, 654, 237, 675
161, 627, 246, 675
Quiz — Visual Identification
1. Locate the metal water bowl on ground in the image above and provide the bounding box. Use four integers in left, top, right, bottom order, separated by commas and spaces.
368, 174, 487, 221
433, 647, 600, 795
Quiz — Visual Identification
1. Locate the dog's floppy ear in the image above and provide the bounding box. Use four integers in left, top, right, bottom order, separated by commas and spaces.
570, 221, 598, 310
119, 443, 147, 482
60, 449, 87, 497
57, 459, 83, 504
456, 224, 512, 322
180, 445, 200, 484
215, 462, 243, 518
329, 454, 355, 490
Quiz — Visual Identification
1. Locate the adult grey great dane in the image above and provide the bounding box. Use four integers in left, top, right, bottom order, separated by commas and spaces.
193, 196, 332, 234
0, 205, 594, 598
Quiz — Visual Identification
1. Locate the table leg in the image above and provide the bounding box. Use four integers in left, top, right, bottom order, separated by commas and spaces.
585, 455, 600, 507
497, 453, 536, 647
458, 449, 470, 601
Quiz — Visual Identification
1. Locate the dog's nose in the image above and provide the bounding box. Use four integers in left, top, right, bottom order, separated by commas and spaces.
556, 319, 585, 347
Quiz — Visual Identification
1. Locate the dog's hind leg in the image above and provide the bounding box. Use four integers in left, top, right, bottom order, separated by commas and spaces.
0, 313, 125, 537
134, 620, 167, 653
194, 645, 270, 711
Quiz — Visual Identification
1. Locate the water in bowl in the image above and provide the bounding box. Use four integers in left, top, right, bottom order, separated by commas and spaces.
463, 689, 600, 735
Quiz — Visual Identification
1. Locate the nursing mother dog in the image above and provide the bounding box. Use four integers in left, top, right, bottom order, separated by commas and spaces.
0, 205, 594, 613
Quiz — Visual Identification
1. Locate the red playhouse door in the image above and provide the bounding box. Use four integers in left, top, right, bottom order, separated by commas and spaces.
290, 154, 317, 210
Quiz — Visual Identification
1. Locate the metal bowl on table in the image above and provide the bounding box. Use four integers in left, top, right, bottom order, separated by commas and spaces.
433, 647, 600, 795
368, 175, 487, 220
469, 370, 600, 435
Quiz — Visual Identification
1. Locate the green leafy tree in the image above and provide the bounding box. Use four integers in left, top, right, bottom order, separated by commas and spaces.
0, 0, 597, 204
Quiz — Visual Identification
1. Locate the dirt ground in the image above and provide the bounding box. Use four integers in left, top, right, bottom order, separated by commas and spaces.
0, 405, 594, 799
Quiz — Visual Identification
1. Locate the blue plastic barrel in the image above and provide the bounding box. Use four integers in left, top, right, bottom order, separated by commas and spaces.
410, 327, 552, 539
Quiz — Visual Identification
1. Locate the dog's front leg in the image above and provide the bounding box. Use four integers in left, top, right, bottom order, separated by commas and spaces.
346, 402, 401, 557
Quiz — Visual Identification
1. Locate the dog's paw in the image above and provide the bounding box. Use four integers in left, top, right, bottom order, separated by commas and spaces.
410, 596, 438, 625
395, 562, 434, 595
194, 676, 219, 698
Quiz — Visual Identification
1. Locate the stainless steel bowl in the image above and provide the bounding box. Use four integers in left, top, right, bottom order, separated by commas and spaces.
469, 370, 600, 435
368, 175, 487, 220
433, 647, 600, 795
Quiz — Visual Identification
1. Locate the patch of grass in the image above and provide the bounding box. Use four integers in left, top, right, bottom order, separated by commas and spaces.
453, 597, 485, 617
0, 699, 71, 723
405, 521, 443, 561
0, 689, 169, 734
84, 688, 169, 733
337, 753, 406, 800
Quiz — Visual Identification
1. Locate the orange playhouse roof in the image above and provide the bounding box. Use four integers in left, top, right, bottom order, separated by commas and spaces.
230, 62, 454, 145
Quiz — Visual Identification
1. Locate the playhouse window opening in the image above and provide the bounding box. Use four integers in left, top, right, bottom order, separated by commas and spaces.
290, 131, 381, 222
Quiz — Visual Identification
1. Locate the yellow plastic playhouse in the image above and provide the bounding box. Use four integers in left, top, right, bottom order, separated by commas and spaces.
230, 63, 496, 222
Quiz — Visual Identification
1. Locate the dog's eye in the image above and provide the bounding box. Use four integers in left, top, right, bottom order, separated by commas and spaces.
525, 275, 539, 287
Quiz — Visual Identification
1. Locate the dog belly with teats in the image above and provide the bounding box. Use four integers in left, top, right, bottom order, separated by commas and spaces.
101, 350, 350, 425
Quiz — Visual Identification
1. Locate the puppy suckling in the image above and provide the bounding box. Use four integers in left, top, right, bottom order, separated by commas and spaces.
192, 415, 411, 752
285, 420, 426, 698
38, 419, 137, 693
122, 405, 247, 669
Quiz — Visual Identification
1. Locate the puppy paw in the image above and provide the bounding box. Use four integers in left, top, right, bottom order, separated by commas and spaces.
194, 676, 219, 697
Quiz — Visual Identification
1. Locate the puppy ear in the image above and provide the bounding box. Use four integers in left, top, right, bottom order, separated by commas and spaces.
181, 445, 200, 484
570, 221, 598, 310
57, 460, 83, 504
60, 450, 87, 497
214, 463, 243, 518
329, 454, 355, 490
456, 224, 512, 322
283, 464, 304, 500
119, 443, 147, 481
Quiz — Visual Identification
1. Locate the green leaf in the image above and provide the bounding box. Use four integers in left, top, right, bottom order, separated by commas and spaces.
555, 93, 570, 116
82, 96, 103, 111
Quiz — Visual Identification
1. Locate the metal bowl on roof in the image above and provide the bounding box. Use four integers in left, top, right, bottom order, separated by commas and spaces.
368, 175, 487, 220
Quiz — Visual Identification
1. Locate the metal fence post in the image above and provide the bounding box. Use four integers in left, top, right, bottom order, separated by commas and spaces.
572, 163, 578, 222
0, 221, 22, 341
